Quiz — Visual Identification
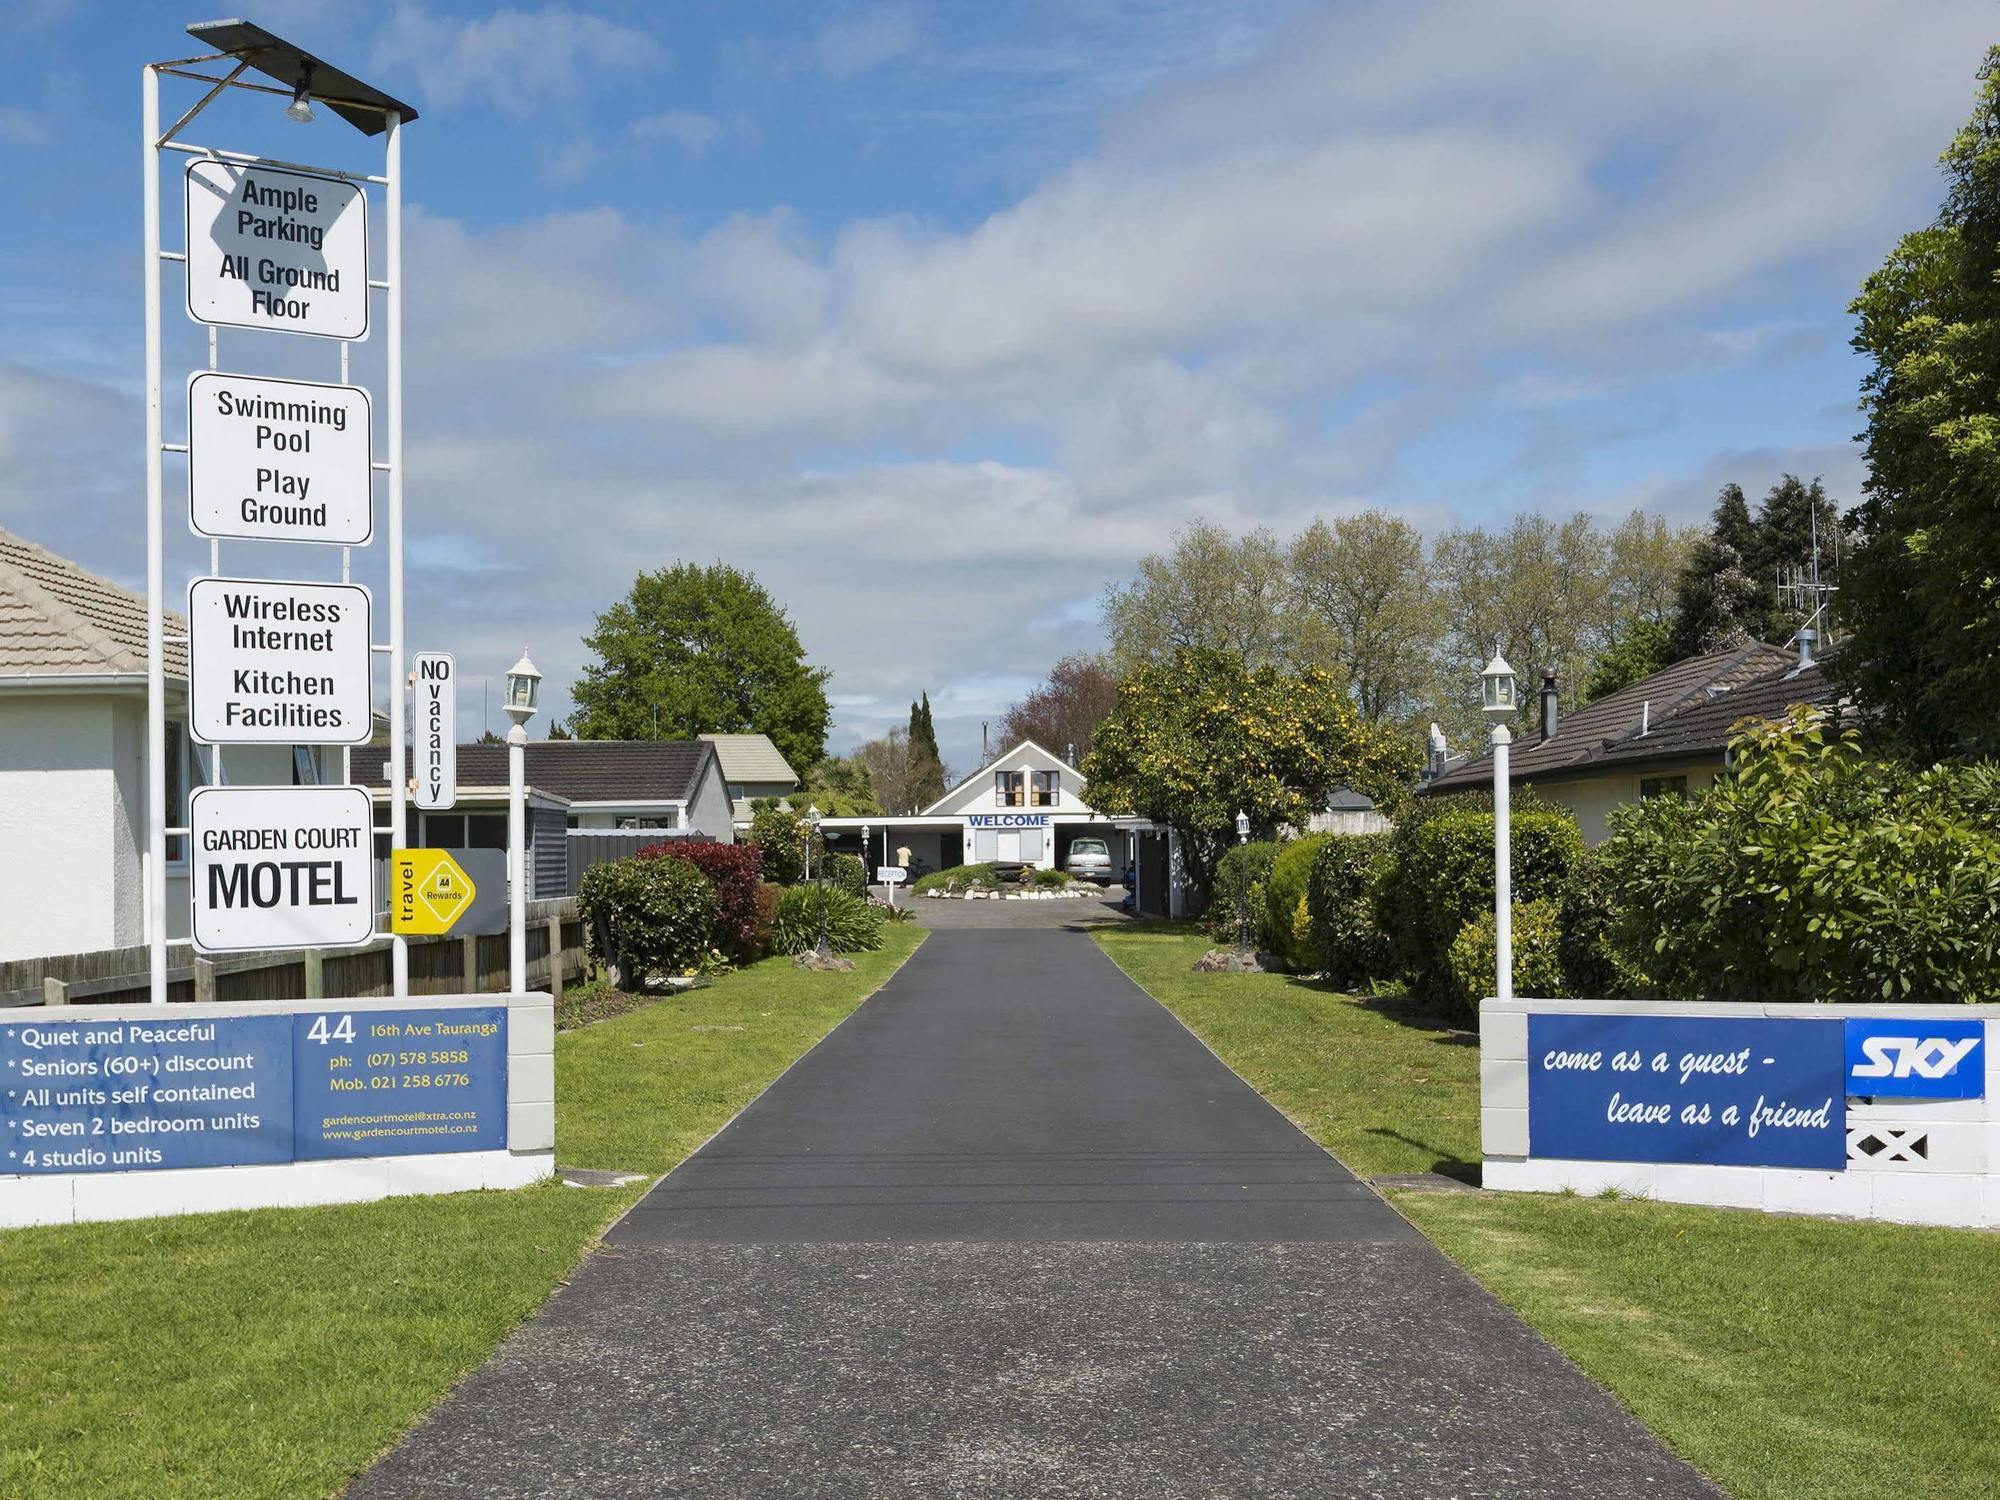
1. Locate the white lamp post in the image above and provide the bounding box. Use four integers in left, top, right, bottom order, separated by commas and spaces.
805, 803, 828, 957
1235, 809, 1250, 845
503, 651, 541, 993
1481, 650, 1518, 1001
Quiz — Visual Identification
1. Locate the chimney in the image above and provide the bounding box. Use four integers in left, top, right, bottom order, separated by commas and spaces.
982, 722, 990, 761
1427, 722, 1447, 781
1797, 625, 1817, 670
1065, 741, 1076, 765
1539, 667, 1559, 742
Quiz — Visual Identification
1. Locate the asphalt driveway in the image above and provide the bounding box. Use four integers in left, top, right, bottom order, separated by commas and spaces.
353, 922, 1717, 1499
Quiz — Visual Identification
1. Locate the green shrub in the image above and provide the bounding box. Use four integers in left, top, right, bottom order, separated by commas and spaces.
823, 852, 866, 896
1262, 835, 1330, 965
749, 881, 785, 957
1305, 832, 1394, 990
1604, 708, 2000, 1003
1032, 866, 1071, 888
1447, 900, 1565, 1015
578, 856, 719, 987
911, 862, 998, 894
771, 884, 884, 954
748, 804, 814, 884
1554, 848, 1634, 998
1213, 841, 1279, 938
1379, 793, 1582, 1003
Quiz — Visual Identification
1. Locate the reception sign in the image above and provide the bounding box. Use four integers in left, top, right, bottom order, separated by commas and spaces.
1528, 1013, 1846, 1170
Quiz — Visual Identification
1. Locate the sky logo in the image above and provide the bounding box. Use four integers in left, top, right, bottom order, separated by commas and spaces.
1844, 1019, 1986, 1099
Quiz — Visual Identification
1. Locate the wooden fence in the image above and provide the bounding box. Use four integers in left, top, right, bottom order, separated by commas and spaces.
0, 899, 591, 1010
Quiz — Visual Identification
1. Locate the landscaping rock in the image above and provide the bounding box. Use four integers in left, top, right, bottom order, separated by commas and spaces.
1192, 948, 1287, 974
792, 950, 857, 973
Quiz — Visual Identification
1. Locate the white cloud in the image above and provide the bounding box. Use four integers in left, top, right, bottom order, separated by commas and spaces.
372, 4, 663, 117
633, 109, 723, 159
814, 3, 924, 77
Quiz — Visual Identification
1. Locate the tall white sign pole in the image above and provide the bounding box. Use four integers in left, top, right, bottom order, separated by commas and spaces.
143, 65, 168, 1004
387, 110, 409, 1000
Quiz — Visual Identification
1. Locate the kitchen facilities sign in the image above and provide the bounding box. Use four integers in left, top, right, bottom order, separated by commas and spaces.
189, 785, 375, 953
412, 652, 455, 810
185, 159, 368, 339
187, 577, 372, 745
188, 372, 372, 544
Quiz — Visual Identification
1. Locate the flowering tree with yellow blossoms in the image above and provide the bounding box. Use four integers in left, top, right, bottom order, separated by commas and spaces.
1079, 648, 1418, 898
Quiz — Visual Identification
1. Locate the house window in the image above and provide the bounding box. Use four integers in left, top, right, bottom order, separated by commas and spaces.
995, 770, 1024, 807
616, 814, 677, 830
165, 721, 205, 863
1640, 775, 1689, 801
467, 814, 507, 849
1031, 769, 1059, 807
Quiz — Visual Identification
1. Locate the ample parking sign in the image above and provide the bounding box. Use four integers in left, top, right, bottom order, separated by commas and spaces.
190, 785, 376, 953
185, 159, 368, 339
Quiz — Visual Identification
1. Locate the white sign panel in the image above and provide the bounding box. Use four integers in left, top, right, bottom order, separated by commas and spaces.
187, 373, 373, 545
185, 159, 368, 340
413, 652, 457, 811
876, 867, 908, 884
187, 578, 373, 745
190, 785, 375, 953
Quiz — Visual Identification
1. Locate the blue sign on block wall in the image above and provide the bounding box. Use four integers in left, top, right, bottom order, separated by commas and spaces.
2, 1013, 291, 1174
1844, 1018, 1985, 1100
294, 1006, 507, 1158
1, 1005, 507, 1176
1528, 1013, 1846, 1170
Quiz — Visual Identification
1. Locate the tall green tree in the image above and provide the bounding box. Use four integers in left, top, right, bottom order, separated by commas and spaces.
1284, 510, 1440, 723
1668, 478, 1841, 658
1843, 52, 2000, 757
906, 692, 947, 807
1080, 648, 1418, 898
796, 754, 881, 817
1101, 521, 1291, 668
567, 563, 832, 770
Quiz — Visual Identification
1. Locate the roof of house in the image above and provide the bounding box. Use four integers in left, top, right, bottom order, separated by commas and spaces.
921, 739, 1085, 815
1425, 642, 1821, 793
0, 526, 186, 679
698, 733, 798, 785
365, 739, 717, 803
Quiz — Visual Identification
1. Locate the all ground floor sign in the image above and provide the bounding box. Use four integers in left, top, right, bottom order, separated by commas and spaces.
1, 1004, 506, 1174
190, 785, 374, 953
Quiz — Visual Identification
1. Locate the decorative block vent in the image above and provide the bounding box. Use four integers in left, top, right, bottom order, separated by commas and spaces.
1847, 1127, 1929, 1165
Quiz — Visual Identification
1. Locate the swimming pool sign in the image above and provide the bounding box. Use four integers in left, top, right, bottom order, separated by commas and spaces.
184, 159, 368, 339
188, 373, 373, 544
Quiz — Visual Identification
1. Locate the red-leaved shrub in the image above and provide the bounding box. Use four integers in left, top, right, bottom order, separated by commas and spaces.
638, 839, 764, 956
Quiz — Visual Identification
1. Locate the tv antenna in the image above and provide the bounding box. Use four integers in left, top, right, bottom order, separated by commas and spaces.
1777, 503, 1840, 667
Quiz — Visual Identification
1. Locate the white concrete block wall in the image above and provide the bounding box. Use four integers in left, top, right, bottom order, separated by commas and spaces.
1482, 999, 1999, 1230
0, 992, 555, 1229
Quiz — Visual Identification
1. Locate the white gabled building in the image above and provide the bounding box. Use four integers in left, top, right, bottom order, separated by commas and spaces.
0, 526, 341, 962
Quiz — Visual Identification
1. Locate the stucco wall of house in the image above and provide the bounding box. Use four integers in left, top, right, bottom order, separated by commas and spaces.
685, 758, 737, 843
1527, 762, 1719, 844
0, 695, 122, 961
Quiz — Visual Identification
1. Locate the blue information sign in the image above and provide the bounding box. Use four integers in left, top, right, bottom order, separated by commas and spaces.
2, 1005, 506, 1176
1844, 1017, 1985, 1100
293, 1007, 507, 1158
1528, 1013, 1846, 1170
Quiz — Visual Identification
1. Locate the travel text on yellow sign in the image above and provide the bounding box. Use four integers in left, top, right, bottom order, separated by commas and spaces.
391, 848, 477, 935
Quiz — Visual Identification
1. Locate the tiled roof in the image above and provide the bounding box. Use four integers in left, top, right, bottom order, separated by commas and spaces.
1593, 659, 1840, 765
1426, 642, 1803, 793
364, 739, 715, 803
0, 526, 186, 678
698, 733, 798, 784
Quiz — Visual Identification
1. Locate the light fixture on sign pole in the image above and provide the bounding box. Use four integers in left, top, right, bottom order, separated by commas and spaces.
504, 652, 541, 993
1481, 649, 1519, 1002
284, 65, 316, 124
1235, 810, 1250, 845
806, 804, 829, 958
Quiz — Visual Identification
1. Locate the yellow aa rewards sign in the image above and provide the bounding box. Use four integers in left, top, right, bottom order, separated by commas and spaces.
391, 848, 507, 935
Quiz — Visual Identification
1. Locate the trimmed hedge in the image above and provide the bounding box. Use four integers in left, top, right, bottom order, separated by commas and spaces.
1213, 841, 1279, 938
747, 804, 812, 885
750, 881, 785, 957
638, 838, 763, 957
578, 856, 719, 986
1379, 793, 1582, 1008
1447, 899, 1565, 1012
1263, 835, 1330, 967
1305, 832, 1394, 990
911, 862, 998, 894
823, 852, 867, 896
771, 884, 884, 954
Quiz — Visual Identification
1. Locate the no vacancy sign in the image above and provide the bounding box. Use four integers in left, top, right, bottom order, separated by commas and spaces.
189, 785, 376, 953
188, 372, 372, 545
184, 159, 368, 340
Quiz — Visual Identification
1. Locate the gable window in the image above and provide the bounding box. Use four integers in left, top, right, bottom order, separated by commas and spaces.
1640, 775, 1689, 801
1031, 769, 1059, 807
995, 770, 1025, 807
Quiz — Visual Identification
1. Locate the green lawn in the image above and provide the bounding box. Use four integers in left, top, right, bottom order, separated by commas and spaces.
1095, 924, 2000, 1500
0, 925, 923, 1499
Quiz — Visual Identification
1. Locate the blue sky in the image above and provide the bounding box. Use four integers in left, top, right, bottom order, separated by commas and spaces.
1, 1, 1993, 772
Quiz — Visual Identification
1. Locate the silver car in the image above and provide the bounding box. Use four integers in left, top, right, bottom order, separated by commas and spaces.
1063, 837, 1115, 884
